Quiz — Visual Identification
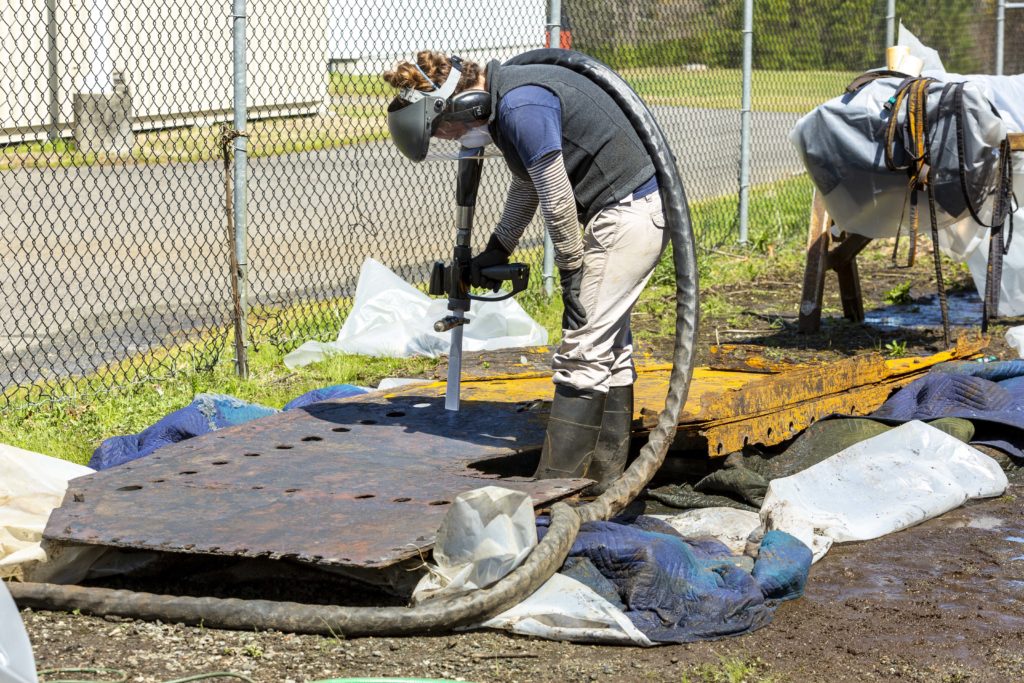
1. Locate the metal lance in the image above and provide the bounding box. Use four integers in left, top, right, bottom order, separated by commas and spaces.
441, 147, 484, 411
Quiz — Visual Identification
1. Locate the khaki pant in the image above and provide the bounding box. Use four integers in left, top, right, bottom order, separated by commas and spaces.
552, 191, 668, 394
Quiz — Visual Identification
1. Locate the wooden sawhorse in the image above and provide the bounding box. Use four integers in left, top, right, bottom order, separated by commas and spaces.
798, 132, 1023, 335
797, 191, 871, 334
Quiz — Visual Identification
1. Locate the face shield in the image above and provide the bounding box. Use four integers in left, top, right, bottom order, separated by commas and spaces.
386, 56, 499, 162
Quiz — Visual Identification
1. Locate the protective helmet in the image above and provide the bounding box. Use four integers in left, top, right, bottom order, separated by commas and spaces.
387, 56, 492, 162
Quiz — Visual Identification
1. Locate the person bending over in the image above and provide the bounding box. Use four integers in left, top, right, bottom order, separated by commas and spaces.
383, 51, 666, 493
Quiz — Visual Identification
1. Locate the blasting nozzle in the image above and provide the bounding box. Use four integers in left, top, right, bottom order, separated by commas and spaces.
434, 315, 468, 333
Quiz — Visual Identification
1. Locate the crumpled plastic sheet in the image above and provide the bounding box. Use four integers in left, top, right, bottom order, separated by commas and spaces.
0, 580, 36, 683
649, 508, 762, 556
412, 486, 653, 646
538, 515, 812, 644
1009, 326, 1024, 359
412, 487, 538, 603
761, 421, 1008, 562
0, 443, 102, 583
284, 258, 548, 368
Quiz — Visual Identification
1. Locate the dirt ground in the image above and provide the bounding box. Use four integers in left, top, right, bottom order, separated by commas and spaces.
18, 239, 1024, 683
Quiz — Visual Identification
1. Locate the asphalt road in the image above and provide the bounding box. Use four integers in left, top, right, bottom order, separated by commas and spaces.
0, 106, 805, 388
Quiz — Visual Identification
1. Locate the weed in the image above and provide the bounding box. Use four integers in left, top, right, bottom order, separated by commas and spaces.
243, 642, 263, 659
884, 339, 908, 358
682, 655, 775, 683
884, 281, 913, 305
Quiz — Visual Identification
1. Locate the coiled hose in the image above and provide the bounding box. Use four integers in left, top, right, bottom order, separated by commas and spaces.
10, 49, 699, 636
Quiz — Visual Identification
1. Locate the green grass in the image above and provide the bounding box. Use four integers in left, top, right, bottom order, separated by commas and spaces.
329, 72, 393, 98
342, 66, 856, 114
4, 68, 851, 170
0, 175, 813, 464
681, 656, 778, 683
0, 111, 388, 171
625, 67, 858, 113
0, 337, 440, 465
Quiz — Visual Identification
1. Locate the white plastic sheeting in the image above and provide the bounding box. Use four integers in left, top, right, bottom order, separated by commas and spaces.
761, 421, 1008, 562
940, 152, 1024, 316
650, 508, 762, 556
0, 444, 92, 580
285, 258, 548, 368
412, 486, 652, 646
479, 572, 652, 646
1008, 326, 1024, 358
0, 581, 36, 683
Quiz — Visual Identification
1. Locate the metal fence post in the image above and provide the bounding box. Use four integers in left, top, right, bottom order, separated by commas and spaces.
737, 0, 753, 246
231, 0, 250, 378
996, 0, 1006, 75
886, 0, 896, 48
541, 0, 562, 298
45, 0, 60, 141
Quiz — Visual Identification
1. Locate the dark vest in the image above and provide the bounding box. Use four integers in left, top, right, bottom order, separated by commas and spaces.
486, 60, 654, 224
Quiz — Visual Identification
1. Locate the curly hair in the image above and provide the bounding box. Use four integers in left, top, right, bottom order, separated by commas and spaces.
382, 50, 482, 94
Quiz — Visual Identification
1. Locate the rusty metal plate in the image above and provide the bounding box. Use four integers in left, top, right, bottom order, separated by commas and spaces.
45, 394, 588, 568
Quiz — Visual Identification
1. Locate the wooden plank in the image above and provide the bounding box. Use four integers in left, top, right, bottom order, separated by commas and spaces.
798, 190, 833, 334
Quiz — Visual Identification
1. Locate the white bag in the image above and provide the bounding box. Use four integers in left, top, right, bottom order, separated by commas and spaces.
412, 487, 538, 602
285, 258, 548, 368
761, 421, 1007, 562
412, 486, 651, 645
0, 581, 37, 683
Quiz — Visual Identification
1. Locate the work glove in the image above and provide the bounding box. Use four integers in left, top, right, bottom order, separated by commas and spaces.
560, 266, 588, 331
469, 234, 511, 292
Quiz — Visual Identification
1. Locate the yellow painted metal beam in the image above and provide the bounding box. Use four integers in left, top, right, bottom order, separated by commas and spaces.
383, 336, 987, 457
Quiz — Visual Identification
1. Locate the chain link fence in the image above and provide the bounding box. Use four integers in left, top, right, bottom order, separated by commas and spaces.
0, 0, 1016, 407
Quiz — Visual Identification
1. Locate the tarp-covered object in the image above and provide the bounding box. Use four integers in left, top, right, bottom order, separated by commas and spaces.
790, 27, 1024, 315
538, 516, 812, 644
790, 74, 1009, 240
284, 258, 548, 367
0, 443, 93, 580
762, 421, 1007, 561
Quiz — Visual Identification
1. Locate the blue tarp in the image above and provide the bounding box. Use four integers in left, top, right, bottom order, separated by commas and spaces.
89, 384, 368, 470
283, 384, 368, 410
871, 361, 1024, 459
539, 515, 812, 644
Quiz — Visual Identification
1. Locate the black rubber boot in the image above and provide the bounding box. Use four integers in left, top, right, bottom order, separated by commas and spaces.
586, 384, 634, 494
534, 385, 607, 479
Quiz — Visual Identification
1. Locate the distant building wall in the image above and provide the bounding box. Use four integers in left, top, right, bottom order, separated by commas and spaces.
1, 0, 327, 146
328, 0, 545, 74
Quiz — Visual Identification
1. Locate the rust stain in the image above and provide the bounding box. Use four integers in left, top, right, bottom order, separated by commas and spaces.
388, 335, 986, 458
707, 344, 804, 373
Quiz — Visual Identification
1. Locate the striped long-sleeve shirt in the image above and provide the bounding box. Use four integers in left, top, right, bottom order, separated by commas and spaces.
492, 150, 582, 271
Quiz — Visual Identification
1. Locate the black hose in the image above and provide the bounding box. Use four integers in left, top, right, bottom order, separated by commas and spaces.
10, 49, 699, 636
503, 50, 699, 524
